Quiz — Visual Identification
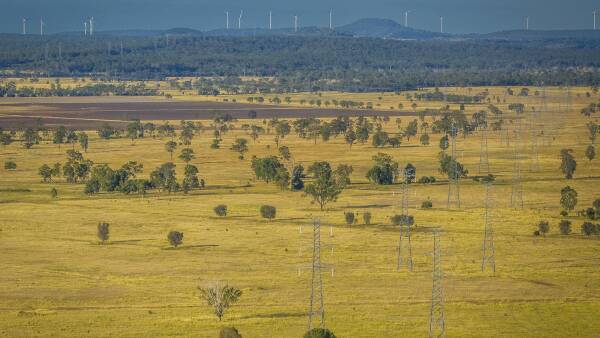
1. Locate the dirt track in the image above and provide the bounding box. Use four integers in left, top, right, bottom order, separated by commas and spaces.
0, 98, 414, 128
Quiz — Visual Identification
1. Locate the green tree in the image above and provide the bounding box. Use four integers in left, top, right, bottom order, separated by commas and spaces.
304, 328, 336, 338
260, 205, 277, 220
97, 222, 110, 243
150, 162, 178, 192
366, 153, 399, 185
304, 161, 344, 210
439, 135, 449, 151
291, 164, 305, 191
344, 129, 357, 148
231, 138, 249, 160
560, 186, 578, 213
165, 141, 177, 160
198, 283, 242, 321
538, 220, 550, 236
420, 133, 430, 146
179, 148, 195, 163
585, 145, 596, 162
559, 220, 572, 235
214, 205, 227, 217
404, 119, 418, 141
78, 132, 89, 152
560, 149, 577, 179
167, 231, 184, 247
39, 164, 52, 182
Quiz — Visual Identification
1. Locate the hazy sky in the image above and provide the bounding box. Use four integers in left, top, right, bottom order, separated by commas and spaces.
2, 0, 598, 34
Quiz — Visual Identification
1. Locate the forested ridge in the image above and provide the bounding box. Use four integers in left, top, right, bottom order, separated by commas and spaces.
1, 34, 600, 91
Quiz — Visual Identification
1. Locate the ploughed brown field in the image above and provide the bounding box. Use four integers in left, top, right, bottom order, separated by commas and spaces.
0, 97, 404, 129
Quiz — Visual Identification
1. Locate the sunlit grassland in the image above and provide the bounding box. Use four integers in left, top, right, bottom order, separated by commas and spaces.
0, 88, 599, 337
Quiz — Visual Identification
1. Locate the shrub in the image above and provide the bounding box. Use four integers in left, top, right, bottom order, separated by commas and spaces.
422, 200, 433, 209
344, 212, 355, 225
418, 176, 436, 184
559, 220, 572, 235
97, 222, 109, 243
363, 212, 372, 225
260, 205, 276, 220
168, 231, 184, 247
533, 230, 541, 236
214, 205, 227, 217
4, 161, 16, 170
391, 214, 414, 226
585, 208, 596, 220
303, 328, 336, 338
559, 210, 568, 217
219, 327, 242, 338
581, 222, 598, 236
538, 220, 550, 236
50, 188, 58, 198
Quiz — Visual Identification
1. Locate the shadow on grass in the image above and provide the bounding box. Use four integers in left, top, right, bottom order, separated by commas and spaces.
162, 244, 219, 251
237, 311, 305, 320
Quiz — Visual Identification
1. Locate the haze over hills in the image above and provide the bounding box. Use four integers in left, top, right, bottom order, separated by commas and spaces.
46, 18, 600, 41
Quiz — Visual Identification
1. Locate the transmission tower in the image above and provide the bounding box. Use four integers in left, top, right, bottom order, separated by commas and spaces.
481, 183, 496, 273
306, 218, 333, 331
397, 167, 414, 272
429, 230, 445, 338
529, 87, 542, 172
478, 126, 490, 174
510, 119, 524, 209
447, 126, 461, 208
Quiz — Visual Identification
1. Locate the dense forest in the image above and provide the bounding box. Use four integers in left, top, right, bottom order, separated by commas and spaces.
1, 34, 600, 92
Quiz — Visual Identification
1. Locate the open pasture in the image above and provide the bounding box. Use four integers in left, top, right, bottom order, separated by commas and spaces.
0, 87, 599, 337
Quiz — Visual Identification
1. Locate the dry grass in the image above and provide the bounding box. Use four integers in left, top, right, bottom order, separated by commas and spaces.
0, 86, 599, 337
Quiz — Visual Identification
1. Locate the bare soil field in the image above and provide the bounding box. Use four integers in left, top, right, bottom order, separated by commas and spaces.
0, 97, 404, 129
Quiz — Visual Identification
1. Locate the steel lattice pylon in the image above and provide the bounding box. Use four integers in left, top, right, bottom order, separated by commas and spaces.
481, 183, 496, 273
306, 218, 333, 331
478, 126, 490, 174
429, 230, 445, 338
397, 167, 414, 272
511, 119, 524, 209
447, 126, 461, 208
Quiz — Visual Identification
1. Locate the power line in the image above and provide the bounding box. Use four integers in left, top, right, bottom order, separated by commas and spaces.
397, 167, 414, 272
511, 118, 524, 209
429, 230, 445, 338
481, 183, 495, 273
478, 125, 490, 174
447, 125, 460, 208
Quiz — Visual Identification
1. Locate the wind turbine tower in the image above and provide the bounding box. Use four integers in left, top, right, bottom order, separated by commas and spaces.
226, 11, 230, 29
22, 18, 27, 35
269, 11, 272, 30
404, 10, 412, 27
84, 20, 88, 36
238, 10, 243, 29
295, 15, 299, 33
40, 18, 44, 36
90, 17, 94, 36
525, 16, 529, 30
329, 9, 333, 30
440, 16, 444, 33
594, 10, 597, 30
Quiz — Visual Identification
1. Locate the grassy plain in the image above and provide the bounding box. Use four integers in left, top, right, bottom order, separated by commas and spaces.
0, 87, 599, 337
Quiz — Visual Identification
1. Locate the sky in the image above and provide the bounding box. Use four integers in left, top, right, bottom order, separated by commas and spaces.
1, 0, 598, 34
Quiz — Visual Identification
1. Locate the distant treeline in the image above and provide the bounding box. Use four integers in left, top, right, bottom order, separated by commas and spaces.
0, 81, 158, 97
1, 34, 600, 92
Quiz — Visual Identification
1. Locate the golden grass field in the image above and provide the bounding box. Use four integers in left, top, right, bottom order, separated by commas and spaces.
0, 86, 599, 337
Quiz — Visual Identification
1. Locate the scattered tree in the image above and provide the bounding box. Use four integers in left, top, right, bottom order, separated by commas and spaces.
50, 187, 58, 198
260, 205, 277, 220
538, 220, 550, 236
219, 327, 242, 338
304, 161, 345, 210
198, 283, 242, 321
167, 231, 184, 247
559, 220, 572, 235
97, 222, 110, 243
179, 148, 195, 163
585, 145, 596, 163
366, 153, 399, 185
581, 222, 598, 236
560, 186, 578, 213
344, 212, 355, 225
560, 149, 577, 179
303, 328, 337, 338
291, 164, 305, 191
363, 212, 372, 225
4, 161, 16, 170
39, 164, 52, 182
214, 205, 228, 217
165, 141, 177, 160
231, 138, 249, 160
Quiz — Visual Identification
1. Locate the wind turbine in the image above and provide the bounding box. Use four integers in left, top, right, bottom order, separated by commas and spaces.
269, 11, 272, 30
404, 10, 412, 27
329, 9, 333, 30
39, 17, 44, 36
594, 10, 597, 30
226, 11, 230, 29
294, 15, 298, 33
90, 17, 94, 36
84, 19, 88, 36
525, 16, 529, 31
440, 16, 444, 33
22, 18, 27, 35
238, 10, 243, 29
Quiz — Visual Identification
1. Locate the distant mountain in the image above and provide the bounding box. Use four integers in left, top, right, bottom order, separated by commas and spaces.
477, 29, 600, 41
336, 18, 446, 39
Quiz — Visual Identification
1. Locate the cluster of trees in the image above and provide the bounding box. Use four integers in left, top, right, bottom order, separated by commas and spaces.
535, 219, 600, 237
0, 81, 158, 97
2, 34, 600, 91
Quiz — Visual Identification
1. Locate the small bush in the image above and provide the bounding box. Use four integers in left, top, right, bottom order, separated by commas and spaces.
421, 200, 433, 209
219, 327, 242, 338
363, 212, 372, 225
581, 222, 598, 236
533, 230, 541, 236
50, 188, 58, 198
559, 210, 568, 217
344, 212, 355, 225
585, 208, 596, 220
4, 161, 16, 170
260, 205, 276, 220
391, 214, 414, 226
97, 222, 109, 243
418, 176, 436, 184
168, 231, 184, 247
538, 220, 550, 236
559, 220, 571, 235
214, 205, 227, 217
303, 328, 336, 338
